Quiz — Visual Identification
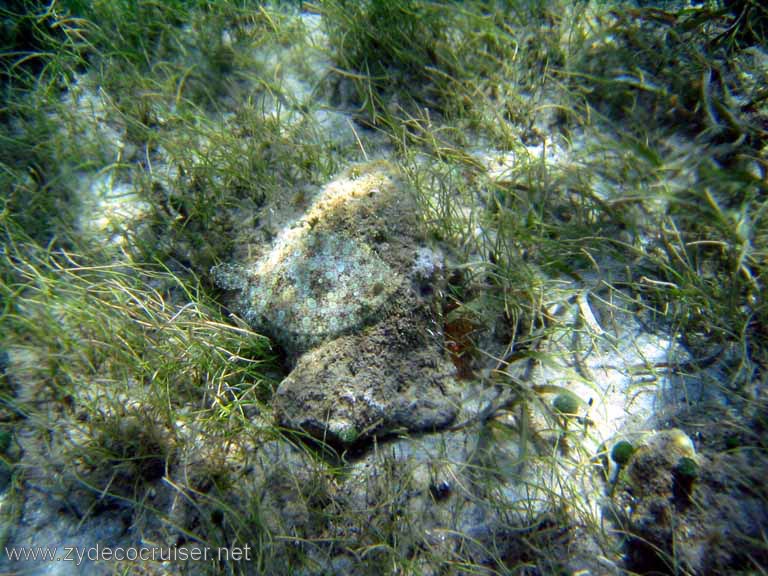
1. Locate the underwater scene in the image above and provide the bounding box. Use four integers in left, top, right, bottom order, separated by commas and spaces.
1, 0, 767, 574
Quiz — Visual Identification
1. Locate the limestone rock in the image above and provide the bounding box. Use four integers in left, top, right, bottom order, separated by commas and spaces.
215, 162, 458, 445
229, 230, 401, 355
273, 302, 458, 447
213, 163, 418, 357
612, 428, 768, 574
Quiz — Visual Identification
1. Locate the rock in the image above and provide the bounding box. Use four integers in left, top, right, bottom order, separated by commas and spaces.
244, 230, 401, 355
612, 428, 768, 574
273, 300, 458, 447
213, 162, 415, 358
623, 429, 696, 499
215, 162, 460, 445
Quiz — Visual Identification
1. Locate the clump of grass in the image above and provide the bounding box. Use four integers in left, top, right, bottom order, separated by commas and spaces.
1, 0, 346, 275
562, 3, 768, 153
320, 0, 454, 122
122, 98, 345, 274
320, 0, 566, 150
0, 231, 281, 551
397, 0, 767, 393
0, 113, 80, 245
0, 236, 277, 415
0, 0, 87, 94
382, 4, 767, 571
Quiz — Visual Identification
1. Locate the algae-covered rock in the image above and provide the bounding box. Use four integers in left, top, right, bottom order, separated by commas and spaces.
215, 163, 458, 445
213, 163, 410, 357
273, 302, 458, 447
219, 230, 401, 355
610, 428, 768, 574
621, 429, 696, 499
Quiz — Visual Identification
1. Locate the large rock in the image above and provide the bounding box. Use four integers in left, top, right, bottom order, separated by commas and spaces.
273, 299, 458, 446
245, 229, 400, 354
214, 162, 459, 445
215, 163, 422, 356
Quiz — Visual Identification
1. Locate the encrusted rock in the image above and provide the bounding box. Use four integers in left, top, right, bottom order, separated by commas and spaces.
273, 300, 458, 446
214, 163, 414, 357
214, 162, 458, 445
221, 230, 401, 354
610, 428, 768, 574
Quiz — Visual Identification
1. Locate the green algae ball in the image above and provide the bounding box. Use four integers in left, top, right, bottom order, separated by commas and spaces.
725, 434, 741, 450
337, 425, 359, 445
553, 393, 580, 416
674, 457, 699, 481
0, 460, 11, 493
0, 430, 10, 455
611, 441, 635, 466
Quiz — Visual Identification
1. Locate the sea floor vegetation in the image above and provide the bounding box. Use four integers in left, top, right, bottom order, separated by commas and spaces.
1, 0, 767, 574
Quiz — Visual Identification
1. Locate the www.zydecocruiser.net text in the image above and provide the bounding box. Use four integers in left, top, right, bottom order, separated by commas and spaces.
5, 544, 252, 566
